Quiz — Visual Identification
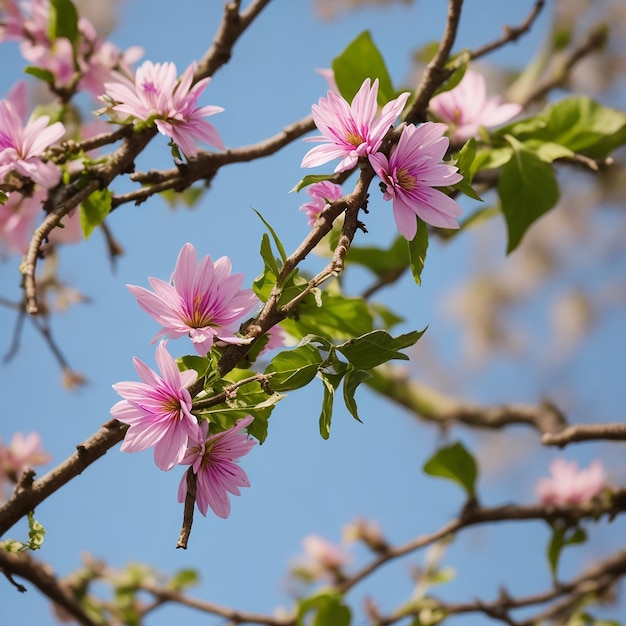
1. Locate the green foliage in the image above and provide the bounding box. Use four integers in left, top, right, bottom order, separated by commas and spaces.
433, 49, 470, 96
345, 236, 408, 279
265, 344, 324, 392
332, 31, 397, 105
160, 186, 205, 209
0, 511, 46, 553
408, 219, 429, 286
547, 523, 587, 580
500, 96, 626, 159
498, 135, 559, 253
167, 568, 200, 592
291, 173, 340, 193
80, 188, 113, 240
297, 591, 352, 626
48, 0, 79, 46
451, 138, 483, 202
199, 369, 282, 444
337, 329, 425, 370
24, 66, 56, 85
423, 442, 478, 499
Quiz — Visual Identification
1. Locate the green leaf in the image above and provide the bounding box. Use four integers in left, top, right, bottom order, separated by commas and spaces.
253, 209, 287, 263
80, 188, 113, 240
499, 135, 559, 253
24, 66, 56, 85
319, 373, 339, 439
473, 146, 513, 173
265, 344, 322, 392
498, 96, 626, 159
168, 568, 199, 592
291, 173, 339, 193
48, 0, 79, 44
297, 592, 352, 626
343, 367, 371, 422
259, 233, 279, 276
423, 442, 478, 498
160, 185, 204, 208
332, 31, 397, 104
337, 328, 425, 370
407, 219, 429, 286
547, 524, 587, 579
280, 289, 374, 342
178, 355, 212, 378
522, 140, 575, 163
1, 511, 46, 553
433, 49, 470, 96
451, 138, 483, 201
346, 236, 408, 278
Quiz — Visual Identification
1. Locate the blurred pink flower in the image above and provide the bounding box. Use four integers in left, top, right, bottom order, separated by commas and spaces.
178, 415, 255, 518
429, 70, 522, 144
103, 60, 224, 157
0, 189, 46, 256
111, 341, 201, 471
302, 78, 410, 172
76, 17, 144, 98
20, 36, 75, 88
369, 122, 463, 239
0, 431, 52, 482
293, 534, 352, 582
299, 180, 343, 226
535, 458, 607, 506
0, 98, 64, 188
127, 242, 258, 356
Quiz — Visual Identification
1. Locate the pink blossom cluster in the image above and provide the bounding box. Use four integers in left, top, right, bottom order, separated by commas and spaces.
535, 458, 607, 506
300, 77, 462, 240
0, 431, 52, 486
111, 243, 261, 518
0, 0, 143, 97
102, 60, 224, 158
0, 82, 67, 255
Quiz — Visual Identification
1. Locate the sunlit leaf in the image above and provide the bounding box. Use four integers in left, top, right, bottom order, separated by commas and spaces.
407, 219, 428, 286
332, 30, 396, 104
265, 344, 322, 391
80, 188, 112, 240
423, 442, 478, 498
499, 135, 559, 253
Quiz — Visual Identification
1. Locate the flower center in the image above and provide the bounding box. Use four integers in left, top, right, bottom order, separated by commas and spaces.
396, 168, 417, 191
141, 80, 160, 96
186, 294, 213, 328
345, 131, 365, 147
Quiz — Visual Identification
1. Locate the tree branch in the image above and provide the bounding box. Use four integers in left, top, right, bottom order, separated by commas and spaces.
404, 0, 464, 125
0, 420, 128, 536
542, 423, 626, 447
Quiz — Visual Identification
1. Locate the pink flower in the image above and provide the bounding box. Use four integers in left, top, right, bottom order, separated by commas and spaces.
535, 458, 607, 506
302, 78, 410, 172
429, 70, 522, 144
299, 180, 343, 226
178, 415, 255, 518
369, 122, 463, 238
20, 36, 75, 89
0, 431, 52, 483
111, 341, 201, 471
76, 17, 144, 98
292, 535, 352, 582
103, 60, 224, 157
0, 189, 46, 256
127, 243, 258, 356
0, 98, 65, 188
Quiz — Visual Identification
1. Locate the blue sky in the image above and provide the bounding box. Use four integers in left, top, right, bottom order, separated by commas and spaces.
1, 1, 625, 625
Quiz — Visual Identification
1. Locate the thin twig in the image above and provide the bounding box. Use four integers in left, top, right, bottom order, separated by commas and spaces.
405, 0, 464, 125
470, 0, 546, 61
543, 423, 626, 447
